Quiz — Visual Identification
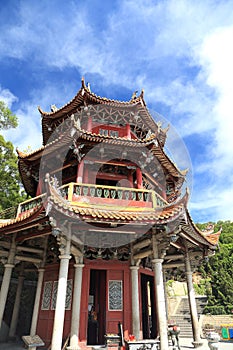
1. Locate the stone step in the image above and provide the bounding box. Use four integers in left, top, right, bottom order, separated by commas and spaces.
169, 296, 209, 340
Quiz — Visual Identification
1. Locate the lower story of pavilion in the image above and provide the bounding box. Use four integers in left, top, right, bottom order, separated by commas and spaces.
0, 235, 203, 350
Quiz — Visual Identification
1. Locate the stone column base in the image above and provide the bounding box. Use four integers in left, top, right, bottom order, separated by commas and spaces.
192, 340, 203, 348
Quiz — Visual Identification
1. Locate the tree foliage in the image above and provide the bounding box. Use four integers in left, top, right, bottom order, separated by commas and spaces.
197, 221, 233, 314
0, 101, 18, 130
0, 101, 25, 214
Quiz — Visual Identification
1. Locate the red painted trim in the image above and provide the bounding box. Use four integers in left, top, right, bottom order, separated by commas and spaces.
126, 124, 131, 139
87, 116, 93, 132
71, 195, 153, 208
136, 168, 143, 189
77, 160, 84, 183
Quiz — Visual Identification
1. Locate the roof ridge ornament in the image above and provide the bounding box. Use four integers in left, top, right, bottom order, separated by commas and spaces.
87, 82, 91, 92
131, 90, 138, 100
50, 104, 58, 112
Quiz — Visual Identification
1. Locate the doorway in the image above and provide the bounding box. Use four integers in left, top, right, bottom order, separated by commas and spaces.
87, 269, 106, 345
141, 274, 157, 339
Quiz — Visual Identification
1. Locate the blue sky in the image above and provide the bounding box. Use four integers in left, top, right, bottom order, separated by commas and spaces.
1, 0, 233, 223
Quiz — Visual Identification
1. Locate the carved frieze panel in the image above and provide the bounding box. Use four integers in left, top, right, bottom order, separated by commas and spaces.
108, 280, 123, 311
41, 281, 53, 310
41, 279, 72, 310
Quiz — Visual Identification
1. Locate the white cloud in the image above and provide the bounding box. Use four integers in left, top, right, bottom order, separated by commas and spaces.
3, 102, 42, 152
0, 86, 18, 109
190, 181, 233, 222
199, 26, 233, 163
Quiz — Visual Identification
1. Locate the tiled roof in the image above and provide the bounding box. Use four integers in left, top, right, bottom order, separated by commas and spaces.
39, 79, 166, 146
181, 210, 221, 247
202, 230, 221, 245
17, 115, 184, 196
0, 205, 45, 233
17, 119, 158, 161
38, 77, 146, 118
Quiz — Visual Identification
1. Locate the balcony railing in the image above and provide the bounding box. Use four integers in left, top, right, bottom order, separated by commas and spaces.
18, 194, 46, 216
16, 183, 168, 217
63, 183, 167, 209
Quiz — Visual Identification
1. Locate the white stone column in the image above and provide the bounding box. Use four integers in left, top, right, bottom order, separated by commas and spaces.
68, 262, 84, 350
30, 236, 48, 336
30, 268, 45, 335
9, 269, 24, 338
185, 250, 202, 347
152, 259, 169, 350
152, 233, 169, 350
0, 263, 15, 329
130, 266, 140, 340
0, 235, 16, 329
51, 236, 71, 350
162, 270, 168, 319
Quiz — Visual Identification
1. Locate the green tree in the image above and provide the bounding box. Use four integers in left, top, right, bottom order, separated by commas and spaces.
0, 101, 18, 129
0, 101, 25, 214
197, 221, 233, 314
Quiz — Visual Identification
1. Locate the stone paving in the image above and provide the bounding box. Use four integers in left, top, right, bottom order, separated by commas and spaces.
178, 337, 233, 350
0, 338, 232, 350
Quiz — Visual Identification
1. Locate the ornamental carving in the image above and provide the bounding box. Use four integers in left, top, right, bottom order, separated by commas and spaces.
108, 280, 123, 311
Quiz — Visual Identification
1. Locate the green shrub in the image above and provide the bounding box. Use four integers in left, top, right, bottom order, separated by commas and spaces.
204, 305, 226, 315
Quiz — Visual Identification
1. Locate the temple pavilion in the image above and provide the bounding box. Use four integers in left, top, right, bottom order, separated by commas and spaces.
0, 78, 220, 350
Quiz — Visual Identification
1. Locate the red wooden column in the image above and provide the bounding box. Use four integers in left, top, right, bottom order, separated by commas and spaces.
76, 160, 84, 183
136, 167, 143, 189
128, 170, 133, 188
87, 115, 92, 132
161, 188, 167, 200
36, 178, 42, 196
126, 124, 131, 139
84, 166, 88, 184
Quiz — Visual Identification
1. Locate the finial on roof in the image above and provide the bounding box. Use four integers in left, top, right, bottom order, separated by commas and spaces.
16, 147, 27, 158
131, 90, 138, 100
50, 104, 58, 112
162, 124, 170, 134
140, 89, 144, 99
180, 168, 189, 176
157, 121, 162, 131
81, 76, 85, 88
87, 82, 91, 92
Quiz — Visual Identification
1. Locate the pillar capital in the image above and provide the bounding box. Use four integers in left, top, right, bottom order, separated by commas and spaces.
130, 265, 139, 271
4, 263, 15, 268
59, 254, 71, 260
18, 274, 25, 280
152, 258, 164, 264
186, 271, 193, 276
38, 268, 45, 273
74, 263, 84, 268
